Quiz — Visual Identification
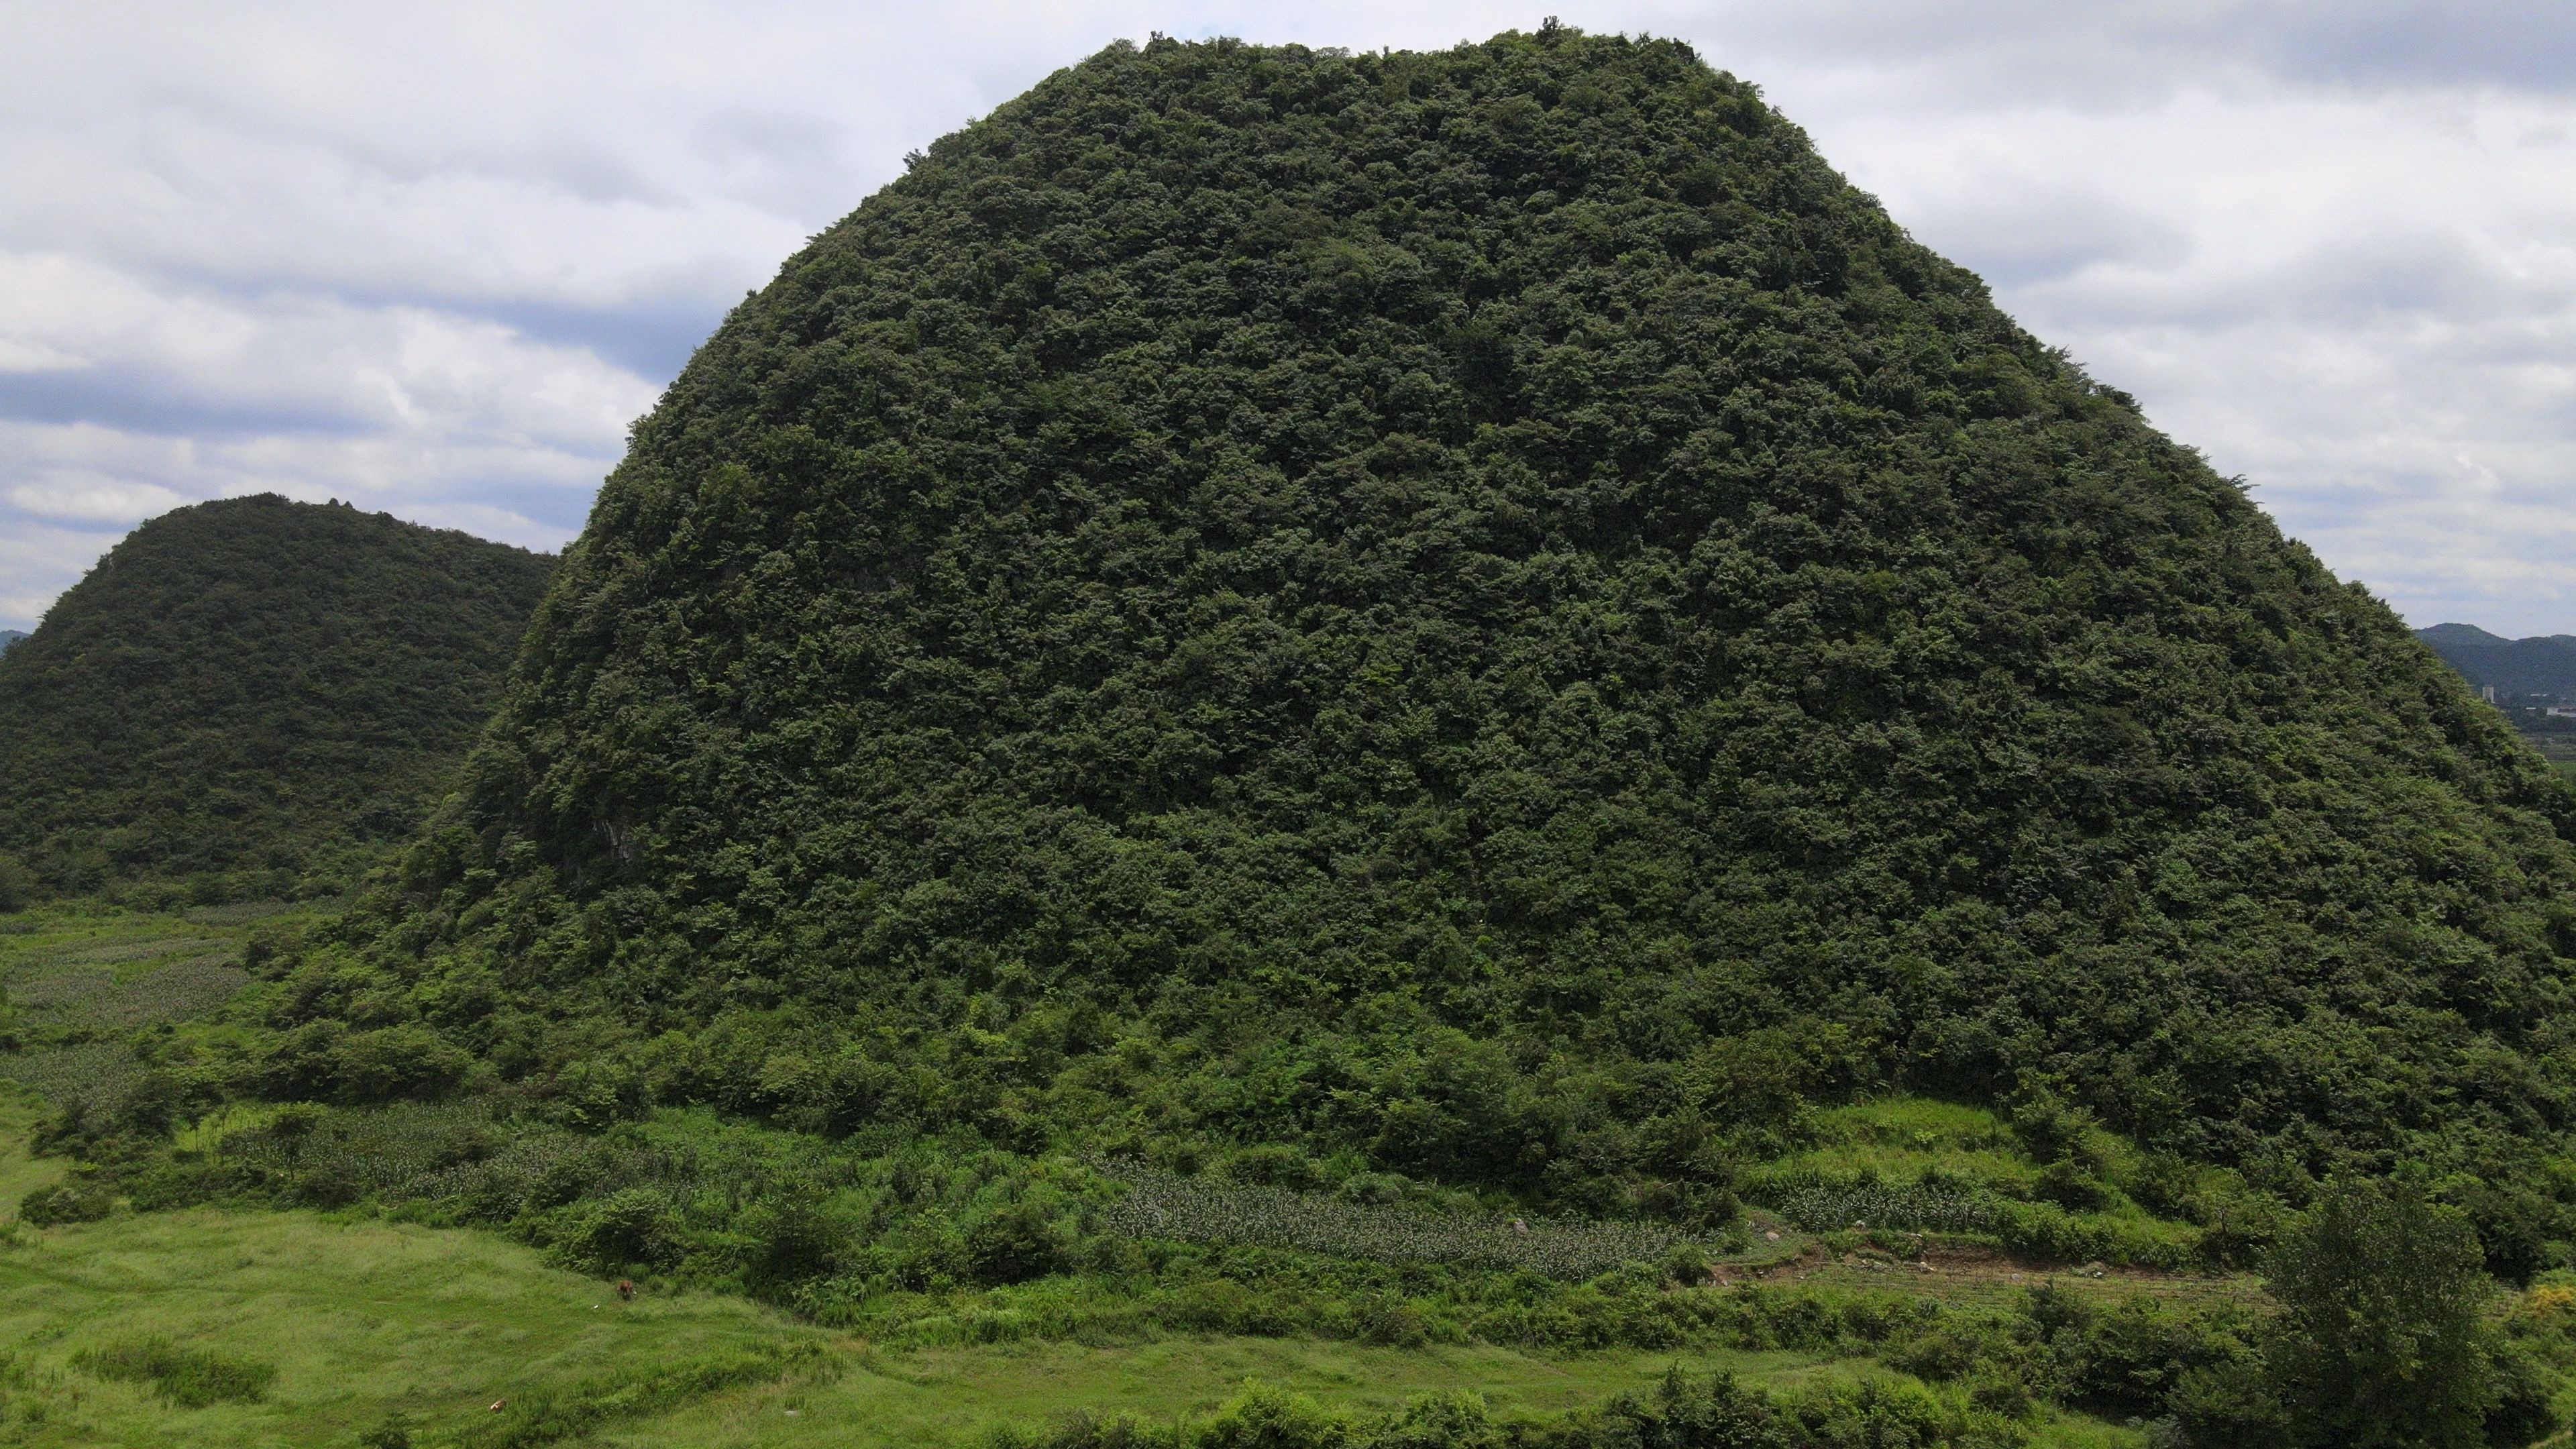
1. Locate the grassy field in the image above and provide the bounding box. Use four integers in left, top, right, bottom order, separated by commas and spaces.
0, 1202, 2147, 1448
0, 904, 2168, 1446
0, 1093, 65, 1215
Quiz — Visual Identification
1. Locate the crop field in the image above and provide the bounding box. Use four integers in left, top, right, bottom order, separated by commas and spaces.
1095, 1163, 1771, 1280
0, 904, 267, 1105
1781, 1248, 2264, 1314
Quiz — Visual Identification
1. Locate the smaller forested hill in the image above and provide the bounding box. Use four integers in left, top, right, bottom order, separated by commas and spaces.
2419, 623, 2576, 699
0, 496, 553, 897
0, 631, 25, 653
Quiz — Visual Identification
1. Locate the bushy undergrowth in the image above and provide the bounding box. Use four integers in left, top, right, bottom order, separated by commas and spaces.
17, 1176, 114, 1225
987, 1373, 2019, 1449
28, 1082, 2571, 1441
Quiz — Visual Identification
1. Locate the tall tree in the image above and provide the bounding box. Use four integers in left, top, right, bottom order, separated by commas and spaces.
2265, 1178, 2492, 1448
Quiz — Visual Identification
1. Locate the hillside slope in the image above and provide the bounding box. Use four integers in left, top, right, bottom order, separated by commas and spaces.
0, 496, 552, 896
346, 32, 2576, 1238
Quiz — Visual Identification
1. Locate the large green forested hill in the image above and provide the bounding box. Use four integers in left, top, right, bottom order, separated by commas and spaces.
341, 30, 2576, 1238
0, 495, 552, 898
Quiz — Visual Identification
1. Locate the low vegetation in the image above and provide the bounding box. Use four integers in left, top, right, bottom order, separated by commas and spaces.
70, 1337, 277, 1409
0, 1193, 2148, 1447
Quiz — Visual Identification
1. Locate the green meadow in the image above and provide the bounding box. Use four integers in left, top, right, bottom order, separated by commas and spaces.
0, 1196, 2149, 1447
0, 903, 2241, 1447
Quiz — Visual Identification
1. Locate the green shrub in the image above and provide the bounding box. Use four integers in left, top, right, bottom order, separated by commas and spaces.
966, 1201, 1069, 1286
743, 1196, 851, 1292
19, 1181, 113, 1226
2163, 1361, 2285, 1446
2481, 1341, 2561, 1449
543, 1187, 684, 1275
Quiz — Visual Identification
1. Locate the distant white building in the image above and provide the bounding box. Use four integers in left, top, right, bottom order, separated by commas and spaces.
2548, 704, 2576, 718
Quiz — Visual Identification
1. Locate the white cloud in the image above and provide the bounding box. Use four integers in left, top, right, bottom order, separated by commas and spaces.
0, 0, 2571, 637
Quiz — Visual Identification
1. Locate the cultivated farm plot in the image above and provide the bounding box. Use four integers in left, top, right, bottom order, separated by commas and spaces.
1095, 1165, 1770, 1280
1781, 1248, 2263, 1314
0, 907, 256, 1103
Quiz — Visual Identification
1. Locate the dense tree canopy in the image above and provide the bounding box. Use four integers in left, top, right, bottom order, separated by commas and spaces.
364, 30, 2576, 1230
0, 495, 553, 897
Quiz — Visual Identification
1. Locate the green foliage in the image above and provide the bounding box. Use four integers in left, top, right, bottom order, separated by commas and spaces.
456, 1346, 820, 1449
0, 494, 551, 899
299, 25, 2576, 1247
71, 1336, 276, 1407
15, 26, 2576, 1448
2253, 1178, 2500, 1449
966, 1199, 1071, 1285
2478, 1340, 2561, 1449
988, 1371, 2015, 1449
18, 1179, 112, 1226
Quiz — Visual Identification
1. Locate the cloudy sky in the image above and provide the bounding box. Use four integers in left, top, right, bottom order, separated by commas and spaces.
3, 1, 2571, 634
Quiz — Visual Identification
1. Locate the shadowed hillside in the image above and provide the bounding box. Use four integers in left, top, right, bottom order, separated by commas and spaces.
0, 496, 552, 899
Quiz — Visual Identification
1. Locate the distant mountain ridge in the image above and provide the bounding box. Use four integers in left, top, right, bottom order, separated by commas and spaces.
0, 630, 23, 653
2416, 623, 2576, 699
0, 494, 553, 898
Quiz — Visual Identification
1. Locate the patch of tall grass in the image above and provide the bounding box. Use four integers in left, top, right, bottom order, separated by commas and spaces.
458, 1344, 831, 1449
72, 1336, 277, 1407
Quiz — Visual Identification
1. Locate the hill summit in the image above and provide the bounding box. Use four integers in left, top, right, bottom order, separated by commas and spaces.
370, 31, 2575, 1228
0, 495, 553, 898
